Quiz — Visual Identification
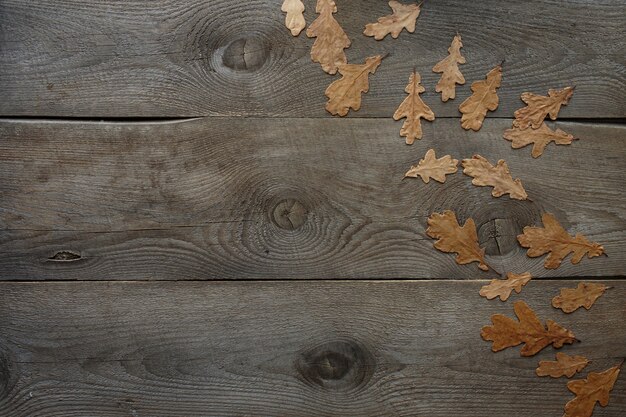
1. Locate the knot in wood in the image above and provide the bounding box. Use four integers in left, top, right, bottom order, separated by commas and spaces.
272, 199, 307, 230
221, 37, 268, 71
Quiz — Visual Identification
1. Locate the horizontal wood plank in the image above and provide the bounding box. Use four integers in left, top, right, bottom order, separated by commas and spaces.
0, 0, 624, 118
0, 280, 624, 416
1, 118, 625, 280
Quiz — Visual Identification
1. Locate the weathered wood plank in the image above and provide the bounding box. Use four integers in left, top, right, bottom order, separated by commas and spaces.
0, 280, 624, 416
1, 0, 624, 118
1, 118, 624, 280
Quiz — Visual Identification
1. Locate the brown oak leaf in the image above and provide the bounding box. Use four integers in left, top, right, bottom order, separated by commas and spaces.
461, 154, 528, 200
459, 64, 502, 131
281, 0, 306, 36
503, 122, 576, 158
481, 301, 577, 356
552, 282, 610, 313
363, 0, 422, 40
432, 34, 466, 102
306, 0, 351, 74
563, 362, 622, 417
513, 87, 574, 130
517, 213, 605, 269
479, 272, 532, 301
325, 55, 382, 116
393, 70, 435, 144
426, 210, 489, 271
405, 149, 458, 183
536, 352, 590, 378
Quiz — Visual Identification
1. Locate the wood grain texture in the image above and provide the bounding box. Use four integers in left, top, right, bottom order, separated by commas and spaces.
1, 0, 624, 118
0, 280, 624, 416
1, 118, 624, 280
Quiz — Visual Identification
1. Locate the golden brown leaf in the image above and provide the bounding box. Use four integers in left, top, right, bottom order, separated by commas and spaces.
479, 272, 532, 301
363, 0, 422, 40
459, 64, 502, 131
426, 210, 489, 271
281, 0, 306, 36
306, 0, 351, 74
393, 70, 435, 144
432, 34, 466, 102
325, 55, 382, 116
563, 362, 622, 417
503, 122, 576, 158
536, 352, 590, 378
517, 213, 605, 269
461, 154, 528, 200
481, 301, 577, 356
513, 87, 574, 130
405, 149, 458, 183
552, 282, 610, 313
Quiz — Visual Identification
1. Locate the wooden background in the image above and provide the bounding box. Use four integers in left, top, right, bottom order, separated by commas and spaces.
1, 0, 624, 416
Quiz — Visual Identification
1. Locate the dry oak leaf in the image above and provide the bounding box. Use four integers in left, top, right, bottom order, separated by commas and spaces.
306, 0, 351, 74
405, 149, 458, 183
517, 213, 605, 269
552, 282, 610, 313
393, 70, 435, 144
563, 362, 622, 417
481, 300, 577, 356
432, 34, 466, 102
536, 352, 590, 378
459, 64, 502, 131
325, 55, 382, 116
513, 86, 574, 130
282, 0, 306, 36
363, 1, 422, 40
426, 210, 489, 271
479, 272, 532, 301
461, 154, 528, 200
503, 122, 576, 158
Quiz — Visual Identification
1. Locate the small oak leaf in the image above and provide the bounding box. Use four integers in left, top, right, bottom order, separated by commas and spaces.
462, 154, 528, 200
306, 0, 351, 74
393, 70, 435, 144
536, 352, 590, 378
363, 0, 422, 40
513, 87, 574, 130
325, 56, 382, 116
426, 210, 489, 271
563, 362, 622, 417
479, 272, 532, 301
481, 300, 577, 356
432, 34, 466, 102
517, 213, 605, 269
503, 122, 576, 158
552, 282, 610, 313
459, 64, 502, 131
281, 0, 306, 36
405, 149, 458, 183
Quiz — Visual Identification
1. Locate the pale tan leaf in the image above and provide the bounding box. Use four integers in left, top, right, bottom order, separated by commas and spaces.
552, 282, 610, 313
459, 64, 502, 131
325, 56, 382, 116
393, 70, 435, 144
536, 352, 590, 378
363, 0, 422, 40
433, 34, 466, 102
513, 87, 574, 130
481, 301, 577, 356
405, 149, 458, 183
426, 210, 489, 271
503, 122, 576, 158
517, 213, 605, 269
563, 362, 622, 417
281, 0, 306, 36
479, 272, 532, 301
306, 0, 351, 74
461, 154, 528, 200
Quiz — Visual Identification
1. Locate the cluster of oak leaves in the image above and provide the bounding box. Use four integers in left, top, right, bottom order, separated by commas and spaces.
281, 0, 622, 416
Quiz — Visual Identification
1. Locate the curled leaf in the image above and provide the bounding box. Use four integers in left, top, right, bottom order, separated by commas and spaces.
552, 282, 610, 313
281, 0, 306, 36
432, 34, 466, 102
536, 352, 590, 378
306, 0, 351, 74
363, 0, 422, 40
325, 55, 382, 116
459, 64, 502, 131
479, 272, 532, 301
405, 149, 458, 183
503, 122, 576, 158
563, 363, 622, 417
393, 70, 435, 144
462, 154, 528, 200
513, 87, 574, 130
